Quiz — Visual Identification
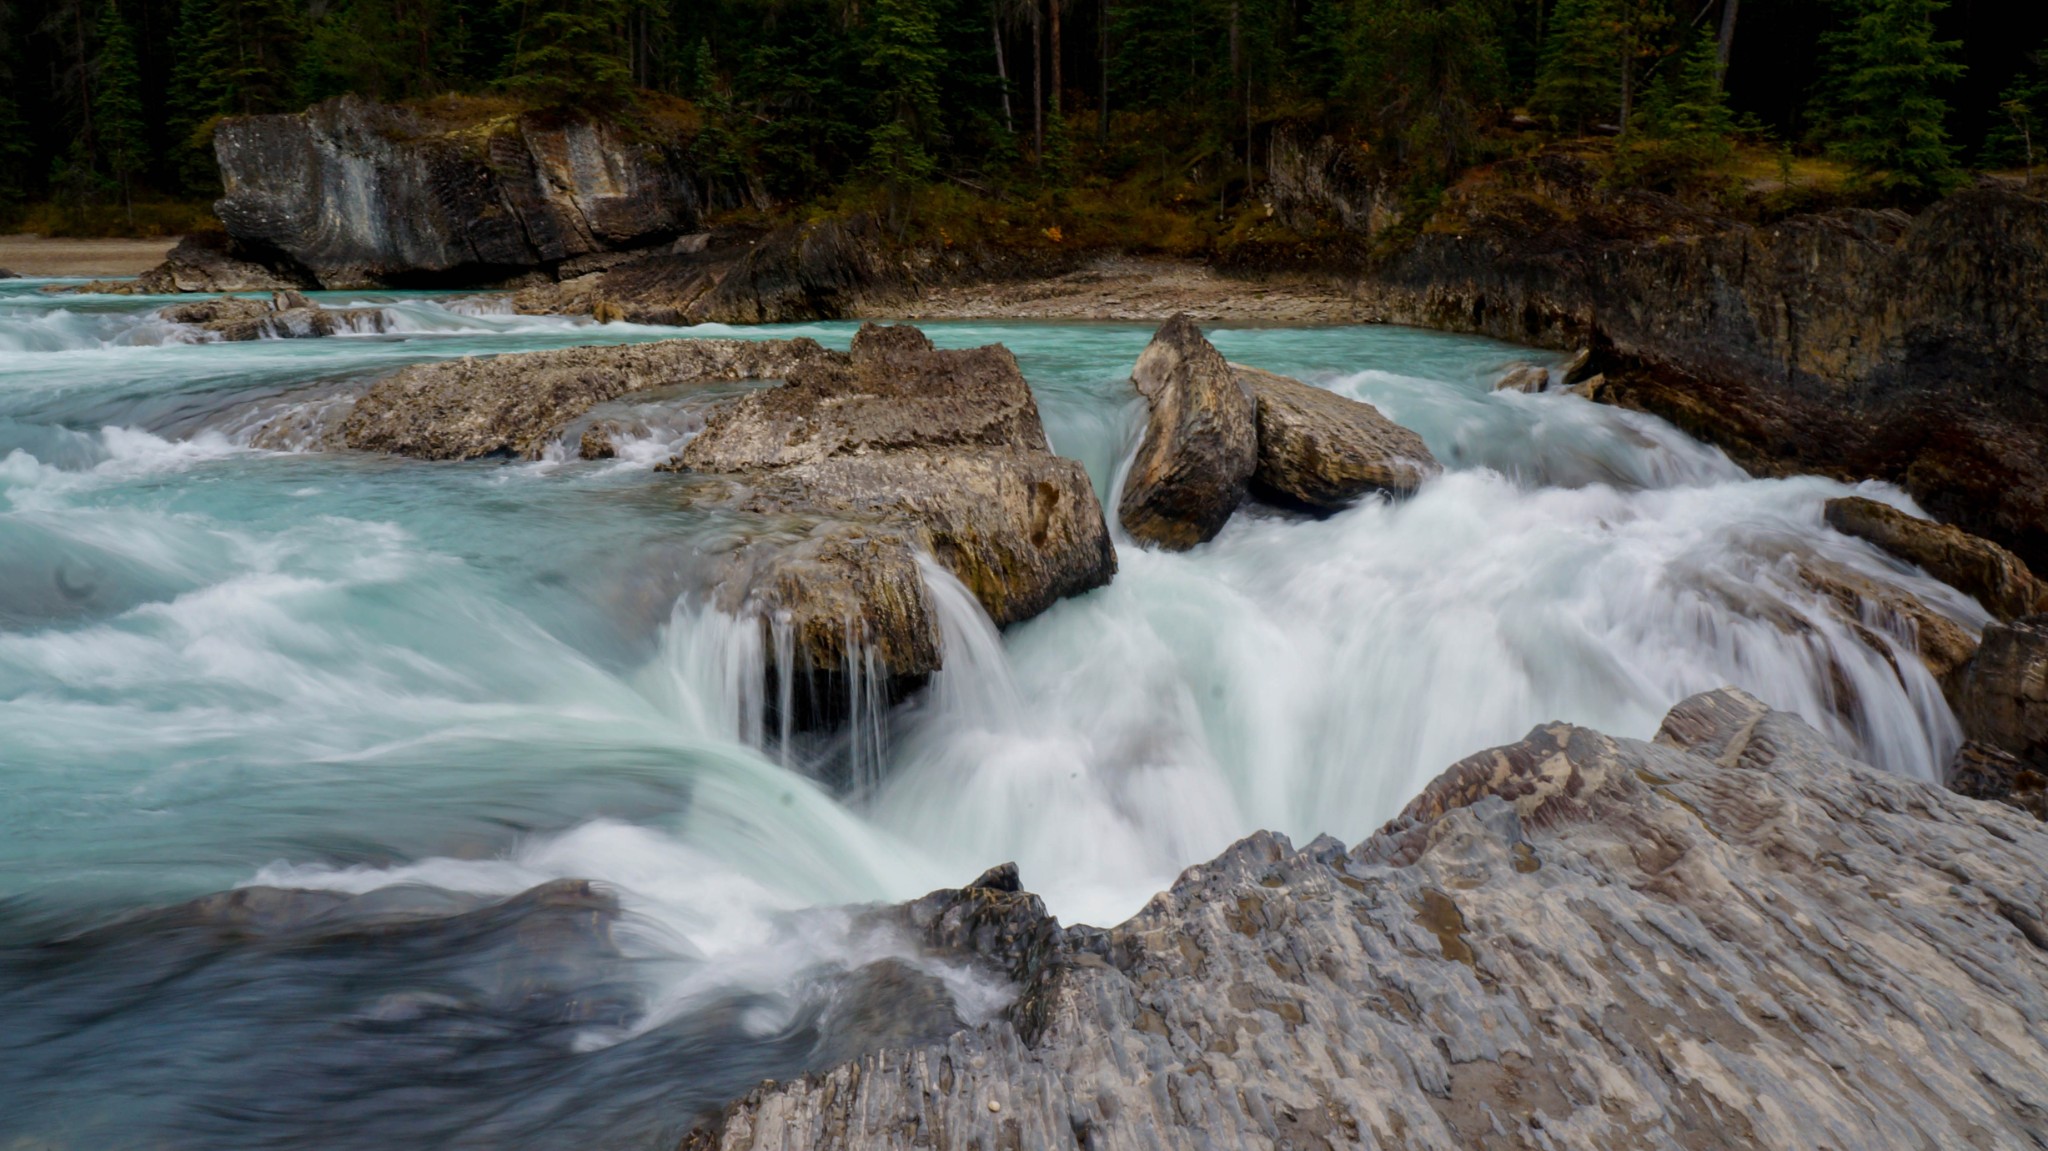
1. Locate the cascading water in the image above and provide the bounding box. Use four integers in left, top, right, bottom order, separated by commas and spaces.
0, 280, 1986, 1146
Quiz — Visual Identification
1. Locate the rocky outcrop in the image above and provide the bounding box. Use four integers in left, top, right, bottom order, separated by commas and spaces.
686, 688, 2048, 1150
1948, 740, 2048, 821
1116, 315, 1258, 549
1347, 160, 2048, 572
1956, 616, 2048, 770
338, 337, 833, 460
160, 290, 387, 341
1825, 496, 2048, 621
669, 324, 1115, 724
1792, 555, 1980, 699
211, 96, 701, 288
132, 232, 313, 294
1234, 363, 1439, 509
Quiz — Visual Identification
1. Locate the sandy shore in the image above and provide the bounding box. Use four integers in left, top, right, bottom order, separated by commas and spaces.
869, 257, 1369, 324
0, 235, 179, 278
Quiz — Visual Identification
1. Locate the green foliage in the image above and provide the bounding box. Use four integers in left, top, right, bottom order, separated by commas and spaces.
1615, 32, 1735, 186
1532, 0, 1619, 132
860, 0, 943, 185
94, 0, 147, 206
497, 0, 632, 108
1816, 0, 1965, 200
1982, 42, 2047, 172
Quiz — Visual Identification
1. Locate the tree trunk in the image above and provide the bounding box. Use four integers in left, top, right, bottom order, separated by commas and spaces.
1619, 44, 1634, 136
1716, 0, 1739, 84
993, 3, 1014, 133
1049, 0, 1062, 119
1098, 0, 1109, 142
1031, 1, 1042, 157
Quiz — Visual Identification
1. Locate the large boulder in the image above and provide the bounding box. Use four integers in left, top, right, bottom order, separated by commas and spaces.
669, 324, 1115, 726
1233, 363, 1440, 509
1956, 615, 2048, 768
687, 689, 2048, 1150
211, 96, 701, 287
1824, 496, 2048, 621
1116, 315, 1258, 549
338, 337, 834, 460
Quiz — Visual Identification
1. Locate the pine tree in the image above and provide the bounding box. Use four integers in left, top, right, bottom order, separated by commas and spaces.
1982, 42, 2047, 177
498, 0, 633, 108
167, 0, 228, 194
1818, 0, 1964, 200
860, 0, 943, 185
1616, 32, 1734, 186
1532, 0, 1619, 133
94, 0, 147, 217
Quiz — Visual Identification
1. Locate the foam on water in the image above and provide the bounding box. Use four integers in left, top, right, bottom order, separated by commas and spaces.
0, 280, 1997, 1147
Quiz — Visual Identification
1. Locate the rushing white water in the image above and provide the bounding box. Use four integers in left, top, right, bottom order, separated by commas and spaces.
0, 281, 1989, 1147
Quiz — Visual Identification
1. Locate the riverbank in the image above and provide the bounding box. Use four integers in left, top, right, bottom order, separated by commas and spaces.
871, 257, 1367, 325
0, 234, 181, 278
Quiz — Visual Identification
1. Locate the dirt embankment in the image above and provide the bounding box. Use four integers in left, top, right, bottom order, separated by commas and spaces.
0, 235, 181, 278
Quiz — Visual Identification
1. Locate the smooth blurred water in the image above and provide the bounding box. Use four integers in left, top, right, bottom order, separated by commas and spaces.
0, 280, 1987, 1146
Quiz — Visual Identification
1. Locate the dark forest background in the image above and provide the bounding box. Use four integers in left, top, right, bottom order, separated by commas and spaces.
3, 0, 2047, 233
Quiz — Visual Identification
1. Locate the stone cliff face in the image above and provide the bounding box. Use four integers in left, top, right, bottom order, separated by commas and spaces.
686, 688, 2048, 1150
212, 97, 701, 287
1338, 155, 2048, 571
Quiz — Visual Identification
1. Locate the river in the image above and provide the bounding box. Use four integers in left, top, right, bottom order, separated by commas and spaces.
0, 281, 1980, 1146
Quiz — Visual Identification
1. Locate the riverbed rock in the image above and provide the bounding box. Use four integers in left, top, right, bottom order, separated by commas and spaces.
1792, 556, 1980, 699
118, 231, 313, 294
339, 337, 834, 460
1956, 616, 2048, 769
1948, 739, 2048, 821
211, 96, 701, 287
160, 290, 388, 341
1234, 363, 1440, 509
669, 325, 1115, 713
686, 687, 2048, 1150
1117, 315, 1258, 549
1825, 496, 2048, 621
1492, 361, 1550, 392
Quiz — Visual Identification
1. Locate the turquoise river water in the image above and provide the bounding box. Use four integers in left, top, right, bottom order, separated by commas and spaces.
0, 281, 1982, 1146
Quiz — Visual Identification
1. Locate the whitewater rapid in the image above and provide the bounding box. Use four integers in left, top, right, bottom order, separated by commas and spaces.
0, 281, 1985, 1146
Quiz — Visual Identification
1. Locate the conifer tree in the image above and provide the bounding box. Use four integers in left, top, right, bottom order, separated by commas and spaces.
861, 0, 943, 184
498, 0, 633, 108
94, 0, 147, 217
1982, 42, 2046, 177
166, 0, 227, 193
1818, 0, 1964, 200
1532, 0, 1619, 133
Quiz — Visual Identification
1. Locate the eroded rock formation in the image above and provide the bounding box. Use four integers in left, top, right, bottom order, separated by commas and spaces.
1957, 616, 2048, 773
1825, 496, 2048, 621
338, 337, 833, 460
1235, 363, 1439, 509
210, 96, 701, 287
686, 688, 2048, 1150
1116, 315, 1259, 549
160, 290, 387, 341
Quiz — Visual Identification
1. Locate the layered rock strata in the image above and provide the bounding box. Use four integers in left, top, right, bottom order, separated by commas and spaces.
1825, 496, 2048, 621
686, 688, 2048, 1150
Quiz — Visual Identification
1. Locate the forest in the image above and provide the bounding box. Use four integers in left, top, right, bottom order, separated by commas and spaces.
3, 0, 2047, 233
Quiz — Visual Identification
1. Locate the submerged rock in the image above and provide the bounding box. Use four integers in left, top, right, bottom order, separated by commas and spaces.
1491, 361, 1550, 392
1792, 555, 1980, 697
211, 96, 701, 287
1116, 315, 1258, 549
670, 324, 1115, 719
160, 290, 387, 341
688, 688, 2048, 1150
1234, 362, 1439, 509
338, 337, 834, 460
1825, 495, 2048, 621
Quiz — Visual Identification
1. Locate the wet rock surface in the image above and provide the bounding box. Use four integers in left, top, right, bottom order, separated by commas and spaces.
1825, 496, 2048, 621
160, 289, 387, 341
1949, 740, 2048, 821
1116, 315, 1258, 549
338, 337, 833, 460
1235, 362, 1440, 510
687, 688, 2048, 1150
669, 325, 1115, 718
211, 96, 700, 287
1957, 616, 2048, 772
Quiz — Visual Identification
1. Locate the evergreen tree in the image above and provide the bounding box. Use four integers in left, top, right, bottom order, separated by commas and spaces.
498, 0, 632, 108
94, 0, 147, 216
166, 0, 227, 193
1617, 32, 1734, 185
1982, 42, 2047, 175
1532, 0, 1619, 133
212, 0, 305, 115
861, 0, 943, 184
1817, 0, 1964, 200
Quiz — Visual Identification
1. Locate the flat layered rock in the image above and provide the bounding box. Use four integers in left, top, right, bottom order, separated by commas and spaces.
668, 324, 1114, 727
160, 290, 387, 341
1234, 362, 1440, 509
1116, 315, 1258, 549
1826, 496, 2048, 621
339, 337, 834, 460
688, 688, 2048, 1150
